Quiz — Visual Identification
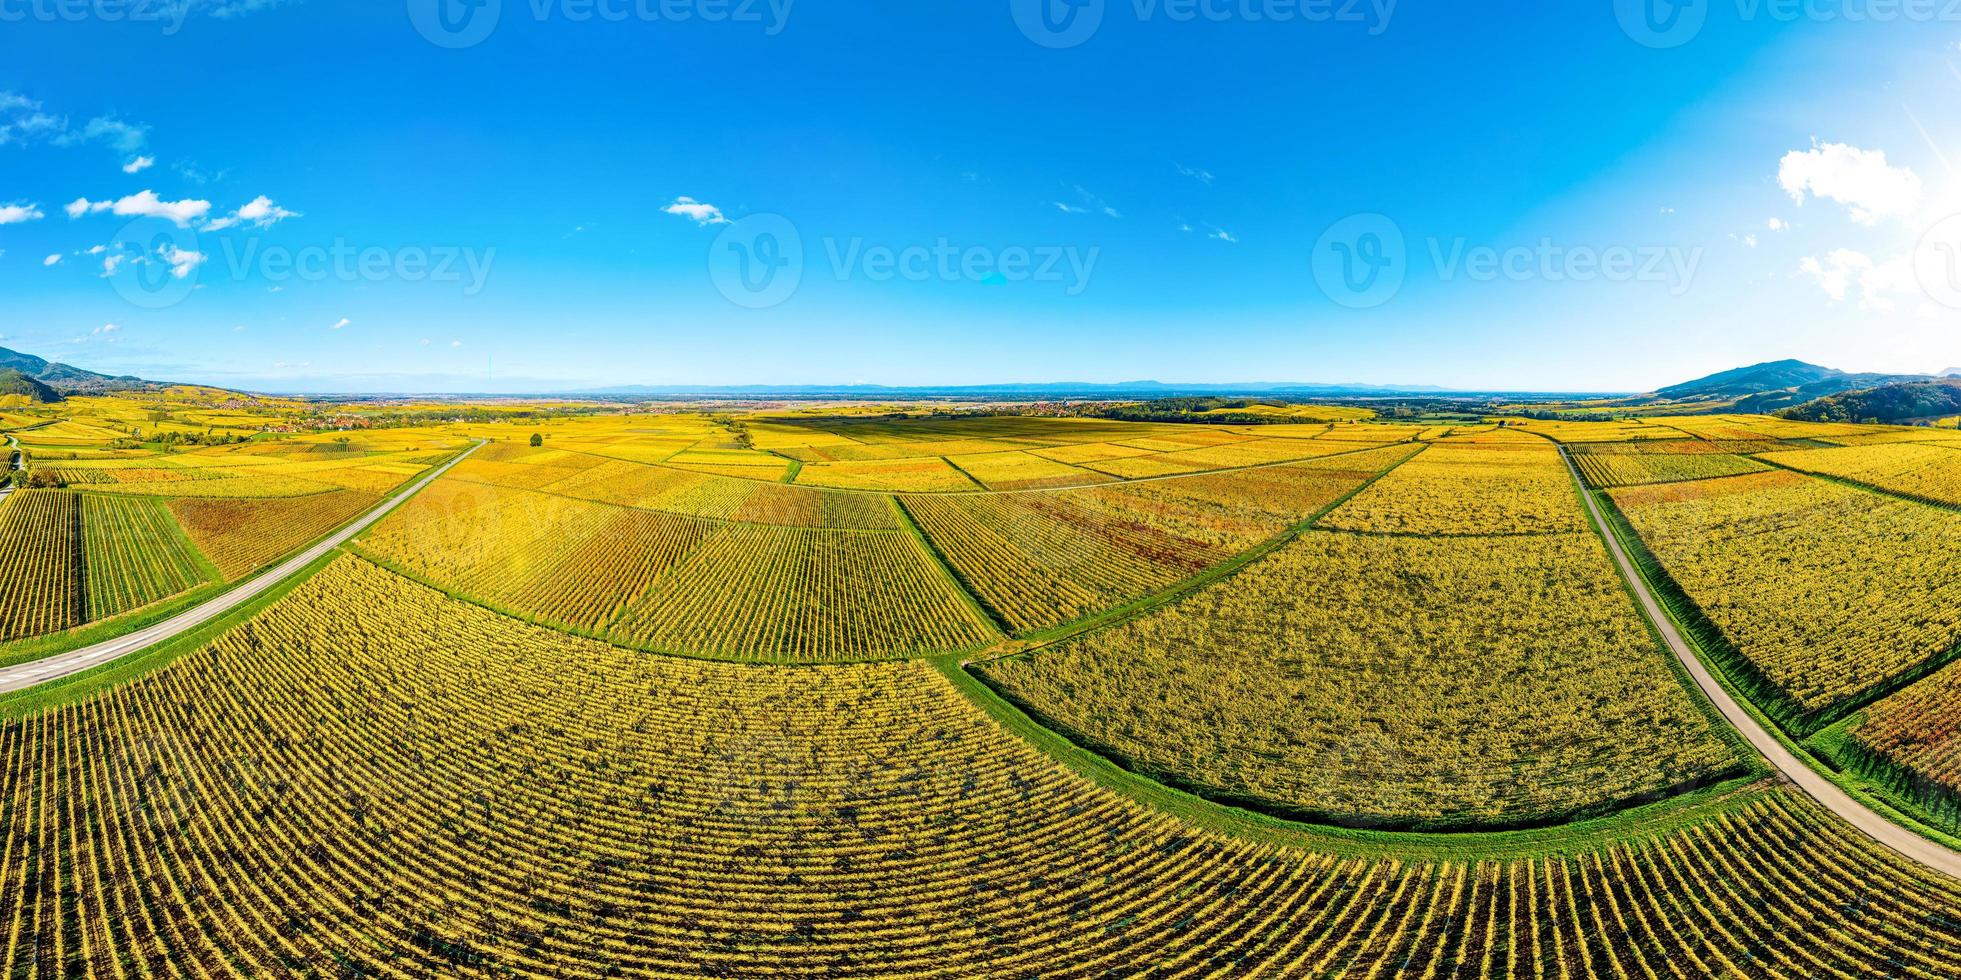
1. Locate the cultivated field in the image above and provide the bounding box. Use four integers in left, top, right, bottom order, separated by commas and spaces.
4, 398, 1961, 973
0, 556, 1956, 977
979, 434, 1743, 828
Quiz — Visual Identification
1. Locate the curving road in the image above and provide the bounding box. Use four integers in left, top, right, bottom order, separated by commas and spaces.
0, 440, 482, 695
1561, 446, 1961, 881
0, 435, 17, 504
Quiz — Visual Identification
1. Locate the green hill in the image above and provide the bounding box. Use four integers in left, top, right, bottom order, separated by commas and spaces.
0, 368, 63, 404
1776, 378, 1961, 424
1653, 359, 1934, 413
0, 345, 154, 394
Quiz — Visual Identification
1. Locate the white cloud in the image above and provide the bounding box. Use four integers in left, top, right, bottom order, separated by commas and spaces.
1071, 185, 1120, 218
42, 254, 59, 267
1797, 248, 1918, 311
661, 196, 729, 226
1778, 142, 1922, 225
1208, 228, 1237, 243
122, 155, 154, 174
0, 203, 44, 224
1767, 217, 1787, 232
450, 340, 463, 348
160, 244, 205, 279
1053, 201, 1086, 214
92, 323, 120, 336
100, 253, 124, 277
54, 116, 147, 154
67, 190, 211, 227
332, 317, 350, 330
1174, 163, 1214, 184
203, 194, 300, 231
82, 244, 106, 255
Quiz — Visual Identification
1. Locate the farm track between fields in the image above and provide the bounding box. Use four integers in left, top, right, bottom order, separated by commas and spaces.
0, 434, 19, 504
1559, 445, 1961, 881
0, 439, 483, 694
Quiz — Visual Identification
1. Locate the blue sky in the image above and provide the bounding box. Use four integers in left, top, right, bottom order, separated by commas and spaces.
1, 1, 1958, 393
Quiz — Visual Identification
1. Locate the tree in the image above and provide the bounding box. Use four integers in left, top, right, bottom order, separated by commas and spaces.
529, 433, 543, 447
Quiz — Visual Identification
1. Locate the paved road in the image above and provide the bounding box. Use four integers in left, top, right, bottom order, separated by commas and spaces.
1561, 446, 1961, 881
0, 440, 482, 695
0, 434, 20, 504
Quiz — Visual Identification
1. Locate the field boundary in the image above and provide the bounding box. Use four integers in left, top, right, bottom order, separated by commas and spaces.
933, 658, 1777, 859
949, 437, 1755, 836
0, 446, 466, 666
552, 431, 1424, 498
1547, 440, 1761, 770
1557, 444, 1961, 880
1752, 449, 1961, 515
0, 439, 483, 695
964, 440, 1428, 661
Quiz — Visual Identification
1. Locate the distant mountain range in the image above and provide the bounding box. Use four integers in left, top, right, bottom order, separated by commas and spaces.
1, 343, 1955, 421
0, 346, 154, 395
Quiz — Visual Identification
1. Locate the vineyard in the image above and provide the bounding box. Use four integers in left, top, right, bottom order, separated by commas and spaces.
1316, 432, 1588, 535
1571, 449, 1770, 488
1830, 658, 1961, 833
1760, 442, 1961, 507
4, 400, 1961, 974
0, 491, 82, 641
904, 444, 1419, 633
0, 556, 1955, 976
1610, 469, 1961, 730
78, 494, 208, 620
359, 478, 997, 660
169, 490, 380, 580
978, 528, 1740, 828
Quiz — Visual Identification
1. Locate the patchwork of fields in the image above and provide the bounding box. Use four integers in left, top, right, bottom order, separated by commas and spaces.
0, 409, 465, 652
6, 399, 1961, 973
1, 555, 1956, 977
